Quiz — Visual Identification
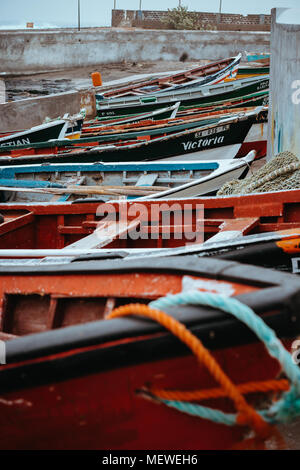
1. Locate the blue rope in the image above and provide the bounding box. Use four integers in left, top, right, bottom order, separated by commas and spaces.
161, 399, 299, 426
149, 292, 300, 425
162, 399, 237, 426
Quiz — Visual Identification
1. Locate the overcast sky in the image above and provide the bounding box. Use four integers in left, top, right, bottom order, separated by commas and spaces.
0, 0, 300, 28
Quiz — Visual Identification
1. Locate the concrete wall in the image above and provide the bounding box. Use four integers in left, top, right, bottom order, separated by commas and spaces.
0, 80, 5, 104
267, 8, 300, 159
0, 89, 96, 132
0, 28, 270, 74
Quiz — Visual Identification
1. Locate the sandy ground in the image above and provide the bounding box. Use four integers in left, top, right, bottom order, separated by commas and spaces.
3, 60, 209, 101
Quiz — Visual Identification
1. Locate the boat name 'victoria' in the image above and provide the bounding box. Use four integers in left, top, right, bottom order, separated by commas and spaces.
182, 124, 229, 151
0, 138, 31, 147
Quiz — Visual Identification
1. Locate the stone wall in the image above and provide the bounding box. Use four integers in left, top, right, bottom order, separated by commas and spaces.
111, 9, 271, 31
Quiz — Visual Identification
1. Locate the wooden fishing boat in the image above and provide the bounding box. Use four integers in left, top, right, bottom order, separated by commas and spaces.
0, 187, 300, 255
0, 114, 84, 142
0, 151, 256, 203
98, 55, 241, 99
82, 104, 268, 161
96, 76, 269, 119
1, 229, 298, 269
83, 102, 180, 130
0, 108, 267, 165
86, 92, 267, 131
75, 105, 268, 166
126, 226, 300, 275
0, 106, 267, 152
245, 51, 270, 64
0, 255, 299, 450
81, 107, 247, 139
81, 105, 263, 138
0, 120, 69, 147
236, 65, 270, 79
201, 230, 300, 275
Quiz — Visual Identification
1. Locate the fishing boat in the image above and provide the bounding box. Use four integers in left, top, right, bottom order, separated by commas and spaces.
81, 105, 268, 161
86, 92, 267, 131
1, 187, 300, 254
96, 75, 269, 119
0, 108, 267, 165
200, 230, 300, 275
245, 51, 270, 64
0, 104, 180, 155
0, 119, 69, 147
0, 151, 256, 203
0, 255, 299, 450
81, 107, 248, 138
98, 55, 241, 99
0, 114, 85, 142
82, 105, 263, 138
125, 226, 300, 275
236, 65, 270, 79
83, 102, 180, 130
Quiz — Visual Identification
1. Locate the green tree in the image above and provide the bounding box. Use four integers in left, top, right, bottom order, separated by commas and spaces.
162, 6, 215, 31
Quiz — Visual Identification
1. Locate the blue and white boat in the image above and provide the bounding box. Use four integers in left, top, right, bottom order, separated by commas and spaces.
0, 151, 255, 202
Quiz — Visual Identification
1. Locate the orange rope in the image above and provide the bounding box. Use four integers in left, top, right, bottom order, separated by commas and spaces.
150, 379, 290, 402
108, 303, 274, 439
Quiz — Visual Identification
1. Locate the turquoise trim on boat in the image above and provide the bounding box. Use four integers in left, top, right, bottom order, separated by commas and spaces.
0, 179, 64, 188
0, 162, 219, 180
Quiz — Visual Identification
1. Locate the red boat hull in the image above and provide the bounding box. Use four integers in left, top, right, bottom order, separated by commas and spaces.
0, 342, 281, 450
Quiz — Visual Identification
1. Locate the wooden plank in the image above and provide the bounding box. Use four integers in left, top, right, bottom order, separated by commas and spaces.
205, 217, 260, 243
46, 297, 59, 330
64, 219, 140, 249
0, 186, 162, 197
219, 217, 260, 235
135, 173, 158, 187
0, 212, 35, 236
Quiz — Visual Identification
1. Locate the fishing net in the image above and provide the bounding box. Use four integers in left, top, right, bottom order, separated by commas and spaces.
217, 151, 300, 196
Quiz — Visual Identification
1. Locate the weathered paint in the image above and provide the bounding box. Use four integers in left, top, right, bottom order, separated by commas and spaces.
267, 8, 300, 159
0, 28, 270, 74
